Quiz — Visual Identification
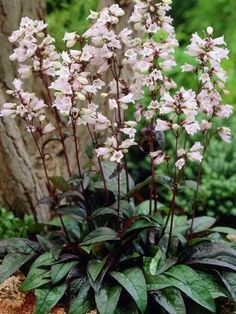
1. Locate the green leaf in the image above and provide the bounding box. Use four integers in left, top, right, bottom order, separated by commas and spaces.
196, 271, 228, 299
187, 217, 216, 233
152, 287, 186, 314
149, 248, 162, 276
86, 143, 94, 159
56, 207, 87, 221
165, 265, 215, 312
211, 227, 236, 236
0, 253, 34, 283
69, 281, 91, 314
92, 207, 118, 218
110, 267, 147, 313
21, 268, 51, 292
125, 219, 160, 234
88, 258, 107, 282
31, 252, 53, 268
34, 284, 66, 314
95, 285, 122, 314
221, 271, 236, 300
146, 266, 216, 312
49, 176, 71, 192
146, 273, 173, 290
0, 238, 40, 255
81, 227, 119, 245
52, 261, 78, 284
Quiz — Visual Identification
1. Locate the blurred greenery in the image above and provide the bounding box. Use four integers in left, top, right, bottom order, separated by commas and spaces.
47, 0, 99, 50
46, 0, 236, 220
0, 207, 35, 239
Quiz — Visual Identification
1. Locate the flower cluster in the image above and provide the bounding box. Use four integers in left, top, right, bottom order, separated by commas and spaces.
0, 79, 54, 134
0, 0, 233, 173
9, 17, 58, 79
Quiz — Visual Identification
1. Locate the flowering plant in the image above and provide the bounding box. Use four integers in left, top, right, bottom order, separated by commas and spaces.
0, 1, 236, 313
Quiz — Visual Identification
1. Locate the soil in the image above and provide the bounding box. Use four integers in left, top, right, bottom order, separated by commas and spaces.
0, 272, 88, 314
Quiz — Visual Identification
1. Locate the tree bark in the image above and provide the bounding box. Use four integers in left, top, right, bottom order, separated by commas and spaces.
0, 0, 49, 221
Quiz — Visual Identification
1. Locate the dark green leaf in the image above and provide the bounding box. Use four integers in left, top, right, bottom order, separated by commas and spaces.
92, 207, 118, 218
81, 227, 119, 245
34, 284, 66, 314
56, 207, 86, 221
31, 252, 53, 268
68, 281, 91, 314
87, 258, 107, 282
125, 219, 160, 234
0, 238, 40, 255
196, 271, 228, 299
52, 261, 78, 284
86, 143, 94, 159
152, 287, 186, 314
110, 267, 147, 313
221, 271, 236, 300
21, 268, 51, 292
165, 265, 215, 312
0, 253, 34, 283
95, 285, 122, 314
186, 217, 216, 233
49, 176, 71, 192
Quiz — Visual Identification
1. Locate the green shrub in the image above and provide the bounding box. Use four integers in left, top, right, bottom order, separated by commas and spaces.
0, 207, 34, 239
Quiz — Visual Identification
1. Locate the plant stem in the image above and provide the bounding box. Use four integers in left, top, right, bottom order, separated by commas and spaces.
41, 74, 72, 177
117, 162, 121, 221
72, 121, 91, 211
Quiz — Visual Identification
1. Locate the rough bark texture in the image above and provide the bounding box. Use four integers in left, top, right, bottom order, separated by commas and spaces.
0, 0, 49, 221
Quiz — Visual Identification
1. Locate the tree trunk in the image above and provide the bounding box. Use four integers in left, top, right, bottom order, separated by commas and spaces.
0, 0, 49, 221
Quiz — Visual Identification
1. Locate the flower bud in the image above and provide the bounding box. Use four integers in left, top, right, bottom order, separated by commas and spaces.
207, 26, 213, 35
101, 93, 108, 98
163, 0, 172, 4
76, 92, 86, 101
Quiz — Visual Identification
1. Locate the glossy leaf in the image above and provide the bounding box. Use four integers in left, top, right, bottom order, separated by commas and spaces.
221, 271, 236, 300
186, 216, 216, 233
21, 268, 51, 292
95, 285, 122, 314
110, 267, 147, 313
87, 258, 107, 282
0, 253, 34, 283
56, 207, 86, 221
165, 265, 215, 312
152, 287, 186, 314
81, 227, 119, 245
52, 261, 78, 284
34, 284, 66, 314
68, 281, 91, 314
31, 252, 53, 268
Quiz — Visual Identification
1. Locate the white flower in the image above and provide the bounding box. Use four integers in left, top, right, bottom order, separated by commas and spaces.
119, 93, 135, 104
150, 150, 165, 165
110, 150, 123, 163
63, 32, 77, 48
188, 142, 203, 162
175, 158, 185, 170
217, 127, 231, 143
109, 99, 118, 110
